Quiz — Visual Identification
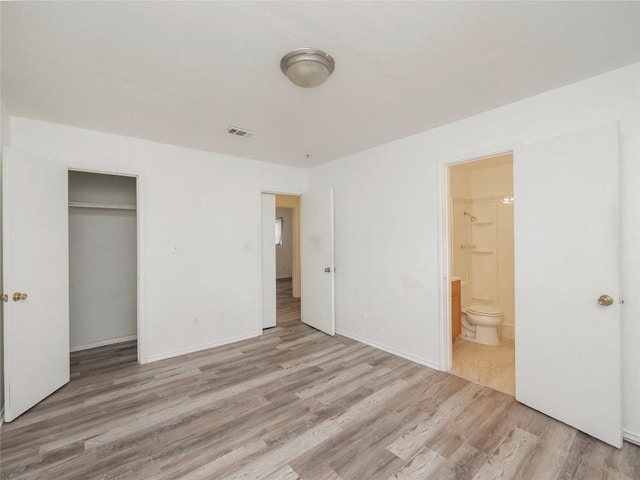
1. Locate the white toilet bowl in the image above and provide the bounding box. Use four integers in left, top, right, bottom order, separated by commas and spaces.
461, 305, 504, 346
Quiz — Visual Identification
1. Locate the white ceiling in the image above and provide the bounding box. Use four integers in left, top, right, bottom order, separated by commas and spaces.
2, 1, 639, 167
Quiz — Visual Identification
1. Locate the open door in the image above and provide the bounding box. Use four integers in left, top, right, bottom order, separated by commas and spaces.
3, 147, 70, 421
301, 187, 335, 335
514, 123, 621, 447
261, 193, 276, 329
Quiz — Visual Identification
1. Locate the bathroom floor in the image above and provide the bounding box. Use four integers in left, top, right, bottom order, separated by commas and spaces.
450, 337, 515, 395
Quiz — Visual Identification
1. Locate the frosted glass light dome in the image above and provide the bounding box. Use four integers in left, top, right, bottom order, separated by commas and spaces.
280, 48, 335, 88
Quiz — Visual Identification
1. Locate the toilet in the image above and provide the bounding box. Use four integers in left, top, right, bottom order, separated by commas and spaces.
461, 305, 504, 346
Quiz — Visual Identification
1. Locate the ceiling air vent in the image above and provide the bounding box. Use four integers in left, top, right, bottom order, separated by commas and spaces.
226, 126, 254, 138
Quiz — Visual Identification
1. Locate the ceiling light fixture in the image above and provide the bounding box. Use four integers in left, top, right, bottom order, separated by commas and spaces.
280, 48, 335, 88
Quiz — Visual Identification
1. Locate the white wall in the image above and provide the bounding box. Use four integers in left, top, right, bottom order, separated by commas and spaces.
68, 171, 137, 350
276, 207, 293, 279
1, 103, 9, 146
309, 64, 640, 438
9, 117, 307, 362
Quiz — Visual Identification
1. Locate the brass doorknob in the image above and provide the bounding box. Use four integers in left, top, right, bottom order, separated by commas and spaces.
597, 294, 614, 306
12, 292, 28, 301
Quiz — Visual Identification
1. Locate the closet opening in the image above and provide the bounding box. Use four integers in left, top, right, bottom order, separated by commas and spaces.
68, 170, 139, 376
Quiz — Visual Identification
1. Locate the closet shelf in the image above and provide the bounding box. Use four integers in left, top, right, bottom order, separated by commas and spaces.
471, 221, 493, 226
69, 202, 136, 210
471, 250, 494, 254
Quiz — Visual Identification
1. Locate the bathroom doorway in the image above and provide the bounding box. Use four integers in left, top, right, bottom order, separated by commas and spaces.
446, 152, 515, 395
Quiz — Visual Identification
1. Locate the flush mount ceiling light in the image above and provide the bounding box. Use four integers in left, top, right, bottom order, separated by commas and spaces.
280, 48, 335, 88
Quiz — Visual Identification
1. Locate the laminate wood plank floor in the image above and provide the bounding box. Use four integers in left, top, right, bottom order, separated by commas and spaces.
1, 280, 638, 479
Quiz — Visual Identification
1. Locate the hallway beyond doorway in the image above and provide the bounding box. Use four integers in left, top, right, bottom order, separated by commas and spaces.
277, 277, 301, 326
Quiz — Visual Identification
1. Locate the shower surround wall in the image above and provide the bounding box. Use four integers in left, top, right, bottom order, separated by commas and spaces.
450, 157, 515, 338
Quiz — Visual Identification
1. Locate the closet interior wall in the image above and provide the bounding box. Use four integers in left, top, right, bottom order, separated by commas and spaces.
68, 171, 137, 351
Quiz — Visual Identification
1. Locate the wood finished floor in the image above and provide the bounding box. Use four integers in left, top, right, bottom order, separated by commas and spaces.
1, 279, 639, 479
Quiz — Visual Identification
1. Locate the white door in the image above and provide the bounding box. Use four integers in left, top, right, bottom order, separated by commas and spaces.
514, 123, 621, 447
301, 187, 335, 335
3, 148, 70, 422
261, 193, 276, 329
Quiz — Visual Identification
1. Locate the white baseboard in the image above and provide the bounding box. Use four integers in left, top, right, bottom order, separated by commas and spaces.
70, 335, 137, 352
144, 331, 261, 363
336, 329, 441, 371
623, 429, 640, 446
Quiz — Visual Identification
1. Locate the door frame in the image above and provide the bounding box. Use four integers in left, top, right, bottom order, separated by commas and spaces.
437, 142, 522, 371
65, 161, 147, 364
259, 190, 302, 333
